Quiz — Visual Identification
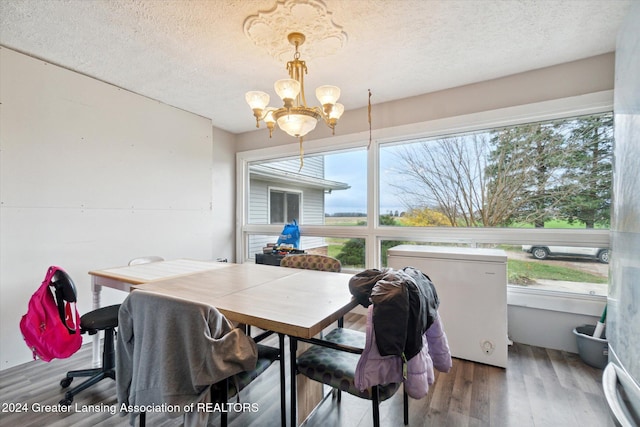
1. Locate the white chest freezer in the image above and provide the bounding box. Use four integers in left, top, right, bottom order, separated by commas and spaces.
388, 245, 508, 368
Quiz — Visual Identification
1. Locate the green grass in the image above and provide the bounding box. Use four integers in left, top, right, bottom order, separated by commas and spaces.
508, 258, 607, 285
324, 217, 366, 226
327, 243, 343, 258
510, 219, 609, 229
325, 216, 609, 229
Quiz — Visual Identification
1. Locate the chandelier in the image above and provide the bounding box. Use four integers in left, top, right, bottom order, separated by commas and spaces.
245, 32, 344, 141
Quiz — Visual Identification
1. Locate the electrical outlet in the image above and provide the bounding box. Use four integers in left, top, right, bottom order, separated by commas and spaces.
481, 340, 495, 355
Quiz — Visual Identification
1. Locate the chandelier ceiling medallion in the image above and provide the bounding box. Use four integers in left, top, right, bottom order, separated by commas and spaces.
245, 31, 344, 141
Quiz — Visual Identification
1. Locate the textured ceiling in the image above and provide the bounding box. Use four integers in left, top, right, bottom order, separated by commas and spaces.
0, 0, 632, 134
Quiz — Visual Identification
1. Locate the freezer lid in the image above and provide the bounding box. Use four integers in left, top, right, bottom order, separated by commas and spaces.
387, 245, 507, 263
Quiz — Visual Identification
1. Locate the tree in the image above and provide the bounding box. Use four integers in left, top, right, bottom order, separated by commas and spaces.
556, 114, 613, 228
338, 215, 402, 267
389, 114, 612, 228
390, 135, 486, 226
390, 133, 553, 227
486, 122, 568, 227
335, 238, 365, 267
335, 237, 408, 268
399, 207, 450, 226
379, 214, 397, 226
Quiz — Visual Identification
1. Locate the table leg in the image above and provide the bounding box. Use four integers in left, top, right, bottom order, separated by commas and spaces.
289, 336, 297, 427
289, 336, 325, 426
278, 333, 286, 427
91, 277, 101, 367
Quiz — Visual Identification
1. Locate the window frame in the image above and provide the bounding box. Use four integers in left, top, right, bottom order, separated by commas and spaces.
236, 90, 612, 306
268, 186, 302, 224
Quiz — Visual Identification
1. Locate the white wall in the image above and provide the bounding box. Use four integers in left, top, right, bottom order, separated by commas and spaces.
0, 47, 234, 369
211, 127, 237, 262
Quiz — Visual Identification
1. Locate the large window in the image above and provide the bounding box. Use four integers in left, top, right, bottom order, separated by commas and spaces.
376, 113, 612, 295
245, 149, 366, 257
238, 98, 612, 298
380, 113, 612, 229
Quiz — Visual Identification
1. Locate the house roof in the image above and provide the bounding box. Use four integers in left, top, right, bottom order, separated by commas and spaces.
250, 164, 350, 192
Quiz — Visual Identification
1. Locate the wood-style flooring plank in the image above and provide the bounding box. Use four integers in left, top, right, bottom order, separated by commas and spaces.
469, 363, 491, 423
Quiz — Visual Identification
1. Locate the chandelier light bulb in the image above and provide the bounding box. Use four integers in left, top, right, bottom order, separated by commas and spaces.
277, 112, 319, 138
329, 103, 345, 120
245, 91, 270, 110
316, 85, 341, 106
274, 79, 301, 102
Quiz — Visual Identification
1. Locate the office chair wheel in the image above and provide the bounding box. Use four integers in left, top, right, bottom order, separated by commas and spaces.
59, 395, 73, 406
60, 377, 73, 388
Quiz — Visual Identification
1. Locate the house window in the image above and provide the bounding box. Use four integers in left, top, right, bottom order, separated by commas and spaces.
269, 189, 300, 224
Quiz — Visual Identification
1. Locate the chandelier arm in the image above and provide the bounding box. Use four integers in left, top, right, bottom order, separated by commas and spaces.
313, 107, 338, 134
312, 106, 325, 116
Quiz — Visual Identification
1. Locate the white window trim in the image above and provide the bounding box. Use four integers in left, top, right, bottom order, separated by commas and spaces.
236, 90, 612, 313
507, 286, 606, 316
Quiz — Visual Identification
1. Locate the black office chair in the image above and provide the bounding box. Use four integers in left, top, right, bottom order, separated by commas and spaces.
59, 257, 164, 405
57, 269, 119, 405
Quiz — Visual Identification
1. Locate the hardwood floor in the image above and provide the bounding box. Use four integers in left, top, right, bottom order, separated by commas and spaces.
0, 313, 614, 427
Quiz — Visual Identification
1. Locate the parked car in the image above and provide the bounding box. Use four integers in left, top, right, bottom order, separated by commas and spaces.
522, 245, 610, 264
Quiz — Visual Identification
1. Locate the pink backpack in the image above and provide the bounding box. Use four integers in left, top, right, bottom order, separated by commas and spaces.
19, 266, 83, 362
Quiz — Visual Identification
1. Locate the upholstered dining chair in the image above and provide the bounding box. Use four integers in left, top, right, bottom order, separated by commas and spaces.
279, 253, 342, 273
285, 257, 410, 427
59, 256, 164, 405
280, 254, 344, 333
116, 289, 284, 427
127, 255, 165, 266
292, 312, 409, 427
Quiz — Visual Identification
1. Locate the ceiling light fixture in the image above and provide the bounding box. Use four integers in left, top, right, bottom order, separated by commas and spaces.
246, 32, 344, 144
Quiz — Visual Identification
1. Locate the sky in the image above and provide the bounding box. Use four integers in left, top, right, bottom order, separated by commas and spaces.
323, 148, 406, 215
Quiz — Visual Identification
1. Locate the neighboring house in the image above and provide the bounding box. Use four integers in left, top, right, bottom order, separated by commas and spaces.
248, 156, 350, 257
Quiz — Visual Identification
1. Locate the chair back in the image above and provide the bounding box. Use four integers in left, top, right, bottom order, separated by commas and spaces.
49, 269, 78, 328
128, 256, 164, 266
116, 290, 258, 424
280, 254, 342, 272
50, 269, 78, 304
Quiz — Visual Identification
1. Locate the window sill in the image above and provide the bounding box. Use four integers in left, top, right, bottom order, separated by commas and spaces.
507, 285, 606, 316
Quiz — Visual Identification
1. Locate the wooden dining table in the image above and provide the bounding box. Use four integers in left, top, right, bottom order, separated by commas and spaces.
88, 259, 358, 426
